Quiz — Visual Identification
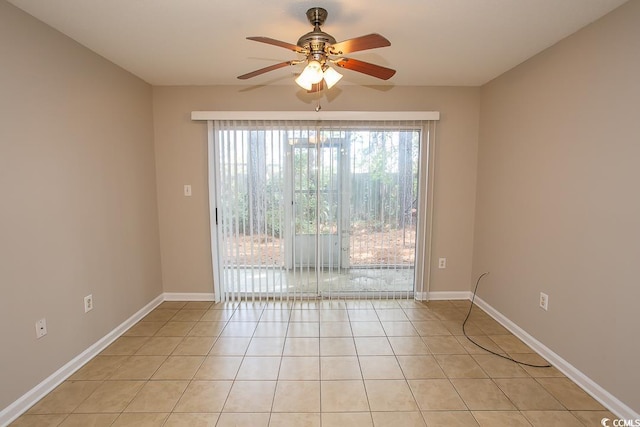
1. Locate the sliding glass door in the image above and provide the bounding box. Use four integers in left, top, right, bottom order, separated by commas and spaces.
210, 120, 428, 301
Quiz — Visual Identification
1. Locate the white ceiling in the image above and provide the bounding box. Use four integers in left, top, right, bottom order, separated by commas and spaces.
8, 0, 627, 87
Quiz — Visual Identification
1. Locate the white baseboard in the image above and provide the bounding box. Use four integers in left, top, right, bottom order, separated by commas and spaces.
422, 291, 472, 301
0, 294, 164, 427
163, 292, 215, 301
473, 296, 639, 421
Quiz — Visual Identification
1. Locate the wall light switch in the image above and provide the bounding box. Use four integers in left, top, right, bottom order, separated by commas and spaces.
184, 185, 192, 197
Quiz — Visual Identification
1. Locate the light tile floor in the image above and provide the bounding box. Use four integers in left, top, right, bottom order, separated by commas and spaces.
11, 300, 615, 426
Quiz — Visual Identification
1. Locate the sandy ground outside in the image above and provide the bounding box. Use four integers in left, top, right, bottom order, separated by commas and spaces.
224, 226, 417, 266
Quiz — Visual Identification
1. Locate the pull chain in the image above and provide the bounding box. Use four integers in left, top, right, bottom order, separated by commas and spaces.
315, 81, 322, 112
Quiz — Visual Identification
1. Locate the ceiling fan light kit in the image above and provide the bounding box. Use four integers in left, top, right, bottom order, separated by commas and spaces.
238, 7, 395, 92
295, 61, 343, 91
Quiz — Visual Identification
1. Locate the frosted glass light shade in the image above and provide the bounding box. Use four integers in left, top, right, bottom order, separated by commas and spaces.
295, 61, 323, 90
323, 66, 343, 89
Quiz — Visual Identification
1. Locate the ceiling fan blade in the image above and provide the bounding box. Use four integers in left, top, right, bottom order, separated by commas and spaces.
330, 33, 391, 54
334, 58, 396, 80
237, 61, 295, 80
246, 36, 305, 53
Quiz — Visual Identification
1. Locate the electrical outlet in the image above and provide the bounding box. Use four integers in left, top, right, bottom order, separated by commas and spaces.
84, 294, 93, 313
539, 292, 549, 311
35, 318, 47, 339
438, 257, 447, 269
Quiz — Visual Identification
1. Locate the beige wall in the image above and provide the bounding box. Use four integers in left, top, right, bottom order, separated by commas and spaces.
0, 1, 161, 410
152, 85, 480, 295
474, 0, 640, 413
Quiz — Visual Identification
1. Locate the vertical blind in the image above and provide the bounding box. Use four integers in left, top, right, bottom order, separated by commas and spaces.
207, 118, 436, 302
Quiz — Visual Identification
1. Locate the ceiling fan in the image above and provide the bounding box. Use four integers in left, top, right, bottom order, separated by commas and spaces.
237, 7, 396, 91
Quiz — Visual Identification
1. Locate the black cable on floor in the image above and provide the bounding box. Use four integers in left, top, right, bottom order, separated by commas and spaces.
462, 272, 552, 368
